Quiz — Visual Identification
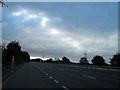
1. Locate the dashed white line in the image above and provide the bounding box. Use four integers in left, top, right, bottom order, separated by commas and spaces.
49, 76, 53, 79
62, 86, 69, 90
83, 75, 96, 79
46, 74, 48, 76
42, 71, 69, 90
54, 80, 59, 84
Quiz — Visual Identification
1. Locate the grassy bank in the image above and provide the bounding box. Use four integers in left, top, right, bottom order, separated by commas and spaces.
2, 63, 25, 81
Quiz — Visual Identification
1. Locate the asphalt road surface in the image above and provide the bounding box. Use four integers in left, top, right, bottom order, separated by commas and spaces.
2, 62, 120, 89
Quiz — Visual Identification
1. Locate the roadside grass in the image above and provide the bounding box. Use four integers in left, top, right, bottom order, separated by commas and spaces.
2, 63, 25, 81
48, 62, 120, 74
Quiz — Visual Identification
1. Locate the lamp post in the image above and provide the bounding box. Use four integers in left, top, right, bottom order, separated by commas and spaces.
85, 51, 87, 59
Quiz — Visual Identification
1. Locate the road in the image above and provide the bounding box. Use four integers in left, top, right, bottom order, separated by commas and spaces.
2, 62, 120, 89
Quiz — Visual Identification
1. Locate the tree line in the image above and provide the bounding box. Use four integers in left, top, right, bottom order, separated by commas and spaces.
79, 54, 120, 66
31, 57, 71, 64
2, 41, 30, 70
1, 41, 120, 67
32, 53, 120, 67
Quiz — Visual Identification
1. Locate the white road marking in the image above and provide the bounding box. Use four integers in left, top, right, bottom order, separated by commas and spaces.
54, 80, 59, 84
49, 76, 53, 79
62, 86, 69, 90
41, 71, 69, 89
83, 75, 96, 79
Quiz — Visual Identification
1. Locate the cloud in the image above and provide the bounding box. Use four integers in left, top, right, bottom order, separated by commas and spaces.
12, 9, 28, 16
41, 17, 49, 27
12, 9, 46, 25
2, 3, 118, 64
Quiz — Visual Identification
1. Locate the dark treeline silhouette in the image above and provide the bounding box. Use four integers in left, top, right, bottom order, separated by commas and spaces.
46, 58, 53, 62
36, 56, 71, 64
31, 53, 120, 67
109, 52, 120, 66
91, 55, 107, 65
31, 58, 42, 62
2, 41, 30, 70
62, 56, 71, 63
79, 53, 120, 66
45, 58, 63, 63
3, 41, 118, 67
79, 57, 89, 65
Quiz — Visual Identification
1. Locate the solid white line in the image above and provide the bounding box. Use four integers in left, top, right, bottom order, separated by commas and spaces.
49, 76, 53, 79
83, 75, 96, 79
62, 86, 69, 90
54, 80, 59, 84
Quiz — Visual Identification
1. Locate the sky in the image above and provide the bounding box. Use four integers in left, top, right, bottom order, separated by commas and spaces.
2, 2, 118, 64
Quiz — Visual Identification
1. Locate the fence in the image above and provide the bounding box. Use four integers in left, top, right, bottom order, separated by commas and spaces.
67, 64, 120, 72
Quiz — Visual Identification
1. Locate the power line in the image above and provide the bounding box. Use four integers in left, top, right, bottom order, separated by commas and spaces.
0, 0, 8, 7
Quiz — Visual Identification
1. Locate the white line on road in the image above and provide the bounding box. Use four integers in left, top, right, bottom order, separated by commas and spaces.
82, 75, 96, 79
54, 80, 59, 84
49, 76, 53, 79
62, 86, 69, 90
41, 71, 69, 90
46, 74, 48, 76
43, 72, 46, 74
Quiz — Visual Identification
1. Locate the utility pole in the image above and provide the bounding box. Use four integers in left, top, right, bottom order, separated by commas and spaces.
42, 51, 45, 60
84, 51, 87, 59
11, 55, 15, 72
43, 52, 44, 59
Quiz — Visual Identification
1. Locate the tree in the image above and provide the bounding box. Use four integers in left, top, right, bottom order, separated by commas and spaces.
109, 53, 120, 66
79, 57, 89, 64
2, 41, 26, 65
91, 55, 106, 65
62, 56, 70, 63
21, 51, 30, 62
6, 41, 22, 63
6, 41, 21, 56
2, 40, 30, 72
54, 58, 61, 61
31, 58, 42, 62
46, 58, 53, 62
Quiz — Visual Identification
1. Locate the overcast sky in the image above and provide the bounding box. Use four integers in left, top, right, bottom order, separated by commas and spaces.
2, 2, 118, 63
